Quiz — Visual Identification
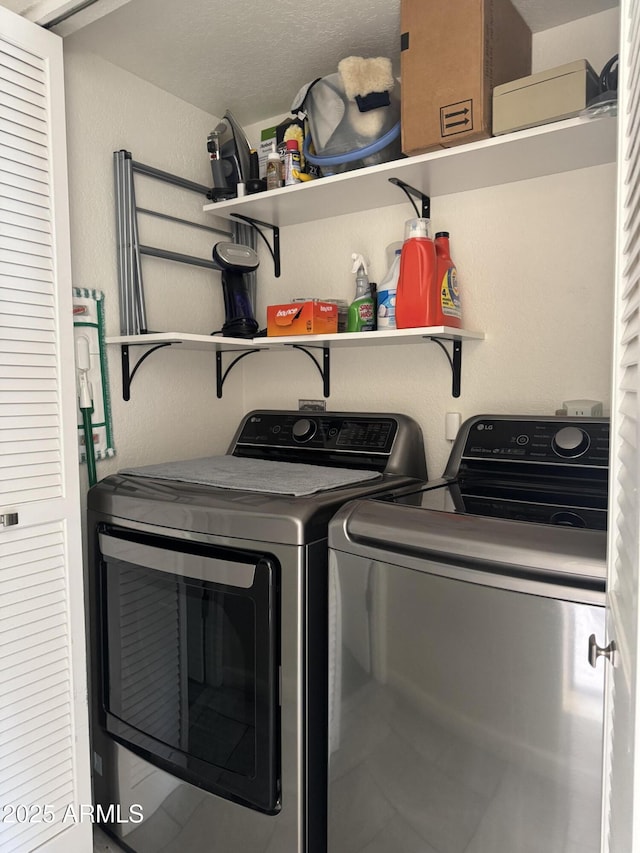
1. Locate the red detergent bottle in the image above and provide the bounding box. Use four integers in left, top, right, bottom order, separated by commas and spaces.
395, 217, 437, 328
434, 231, 462, 328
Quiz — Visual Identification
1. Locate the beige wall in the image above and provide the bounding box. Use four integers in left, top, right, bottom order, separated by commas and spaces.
63, 47, 244, 493
63, 8, 619, 481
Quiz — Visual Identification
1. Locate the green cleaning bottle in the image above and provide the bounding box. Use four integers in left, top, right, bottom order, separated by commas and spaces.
347, 253, 375, 332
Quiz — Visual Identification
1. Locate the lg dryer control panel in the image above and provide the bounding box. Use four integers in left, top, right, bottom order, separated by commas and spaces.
230, 409, 428, 478
236, 412, 396, 452
449, 415, 610, 471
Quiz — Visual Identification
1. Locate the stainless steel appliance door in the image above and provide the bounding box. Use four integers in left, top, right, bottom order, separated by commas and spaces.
98, 526, 279, 813
328, 545, 605, 853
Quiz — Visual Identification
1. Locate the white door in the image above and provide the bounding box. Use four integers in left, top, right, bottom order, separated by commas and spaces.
0, 6, 92, 852
603, 0, 640, 849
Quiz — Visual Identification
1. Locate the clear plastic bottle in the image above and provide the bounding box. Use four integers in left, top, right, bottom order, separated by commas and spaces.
395, 217, 438, 329
377, 248, 401, 330
266, 142, 282, 190
283, 139, 302, 186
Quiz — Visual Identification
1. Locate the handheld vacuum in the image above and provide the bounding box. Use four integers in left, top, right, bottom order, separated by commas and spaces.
212, 242, 260, 338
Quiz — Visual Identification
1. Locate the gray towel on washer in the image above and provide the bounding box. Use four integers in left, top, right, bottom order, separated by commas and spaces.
119, 455, 381, 497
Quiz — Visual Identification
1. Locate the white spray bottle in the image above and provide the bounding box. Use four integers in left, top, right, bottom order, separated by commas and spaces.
346, 253, 375, 332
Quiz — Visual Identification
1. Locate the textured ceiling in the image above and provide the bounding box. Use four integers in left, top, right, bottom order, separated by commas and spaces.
64, 0, 401, 125
57, 0, 619, 126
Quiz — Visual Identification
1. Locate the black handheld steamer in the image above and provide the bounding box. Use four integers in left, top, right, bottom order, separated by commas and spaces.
212, 242, 260, 338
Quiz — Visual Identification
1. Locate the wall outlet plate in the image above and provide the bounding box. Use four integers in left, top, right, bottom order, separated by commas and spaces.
562, 399, 604, 416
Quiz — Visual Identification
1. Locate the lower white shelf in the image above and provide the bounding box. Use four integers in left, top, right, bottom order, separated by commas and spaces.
106, 326, 484, 399
106, 326, 483, 349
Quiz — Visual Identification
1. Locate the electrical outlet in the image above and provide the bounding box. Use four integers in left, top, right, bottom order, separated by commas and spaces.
298, 399, 326, 412
445, 411, 461, 441
562, 399, 603, 417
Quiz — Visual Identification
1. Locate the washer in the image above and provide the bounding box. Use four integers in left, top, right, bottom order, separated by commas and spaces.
86, 409, 427, 853
327, 414, 609, 853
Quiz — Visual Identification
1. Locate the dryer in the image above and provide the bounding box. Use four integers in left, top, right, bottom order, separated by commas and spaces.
86, 409, 427, 853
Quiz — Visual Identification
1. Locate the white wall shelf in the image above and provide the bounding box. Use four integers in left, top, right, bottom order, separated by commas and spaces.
114, 117, 615, 402
203, 115, 616, 227
196, 116, 614, 400
107, 327, 484, 399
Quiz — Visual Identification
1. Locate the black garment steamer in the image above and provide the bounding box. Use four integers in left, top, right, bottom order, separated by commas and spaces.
212, 242, 260, 338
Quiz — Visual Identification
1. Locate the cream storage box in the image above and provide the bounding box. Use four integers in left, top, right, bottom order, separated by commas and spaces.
492, 59, 600, 135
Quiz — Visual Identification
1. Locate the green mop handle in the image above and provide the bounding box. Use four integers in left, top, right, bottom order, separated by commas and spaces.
81, 405, 97, 487
77, 334, 98, 488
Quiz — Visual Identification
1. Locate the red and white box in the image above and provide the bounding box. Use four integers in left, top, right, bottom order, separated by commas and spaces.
266, 301, 338, 337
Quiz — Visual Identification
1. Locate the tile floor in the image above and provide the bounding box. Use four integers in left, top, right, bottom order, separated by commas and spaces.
94, 826, 127, 852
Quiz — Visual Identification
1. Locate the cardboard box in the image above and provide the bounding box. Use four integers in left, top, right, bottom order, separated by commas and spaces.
294, 297, 349, 332
267, 301, 338, 337
492, 59, 600, 135
257, 125, 278, 179
400, 0, 532, 155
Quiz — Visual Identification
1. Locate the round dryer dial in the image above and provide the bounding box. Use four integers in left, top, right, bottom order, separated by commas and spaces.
292, 418, 317, 442
552, 426, 590, 458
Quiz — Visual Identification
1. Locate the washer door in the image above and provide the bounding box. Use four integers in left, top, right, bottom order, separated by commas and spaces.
97, 526, 280, 813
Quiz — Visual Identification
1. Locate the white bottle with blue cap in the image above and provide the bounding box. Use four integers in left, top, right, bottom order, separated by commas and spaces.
377, 246, 402, 330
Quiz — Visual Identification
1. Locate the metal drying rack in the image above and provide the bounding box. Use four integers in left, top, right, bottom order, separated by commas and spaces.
113, 149, 262, 397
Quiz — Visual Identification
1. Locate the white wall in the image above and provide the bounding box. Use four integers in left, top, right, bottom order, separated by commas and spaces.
62, 7, 619, 482
62, 47, 245, 493
532, 7, 619, 74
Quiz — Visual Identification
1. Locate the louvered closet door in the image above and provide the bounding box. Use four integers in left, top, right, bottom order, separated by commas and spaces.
0, 7, 91, 853
603, 0, 640, 850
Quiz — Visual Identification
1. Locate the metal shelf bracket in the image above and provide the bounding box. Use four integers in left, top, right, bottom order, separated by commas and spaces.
120, 342, 263, 401
388, 177, 431, 219
231, 213, 281, 277
120, 342, 173, 401
289, 344, 331, 397
216, 348, 261, 398
427, 337, 463, 398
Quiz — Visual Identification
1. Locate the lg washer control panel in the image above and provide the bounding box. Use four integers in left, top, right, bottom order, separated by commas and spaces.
458, 416, 610, 467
